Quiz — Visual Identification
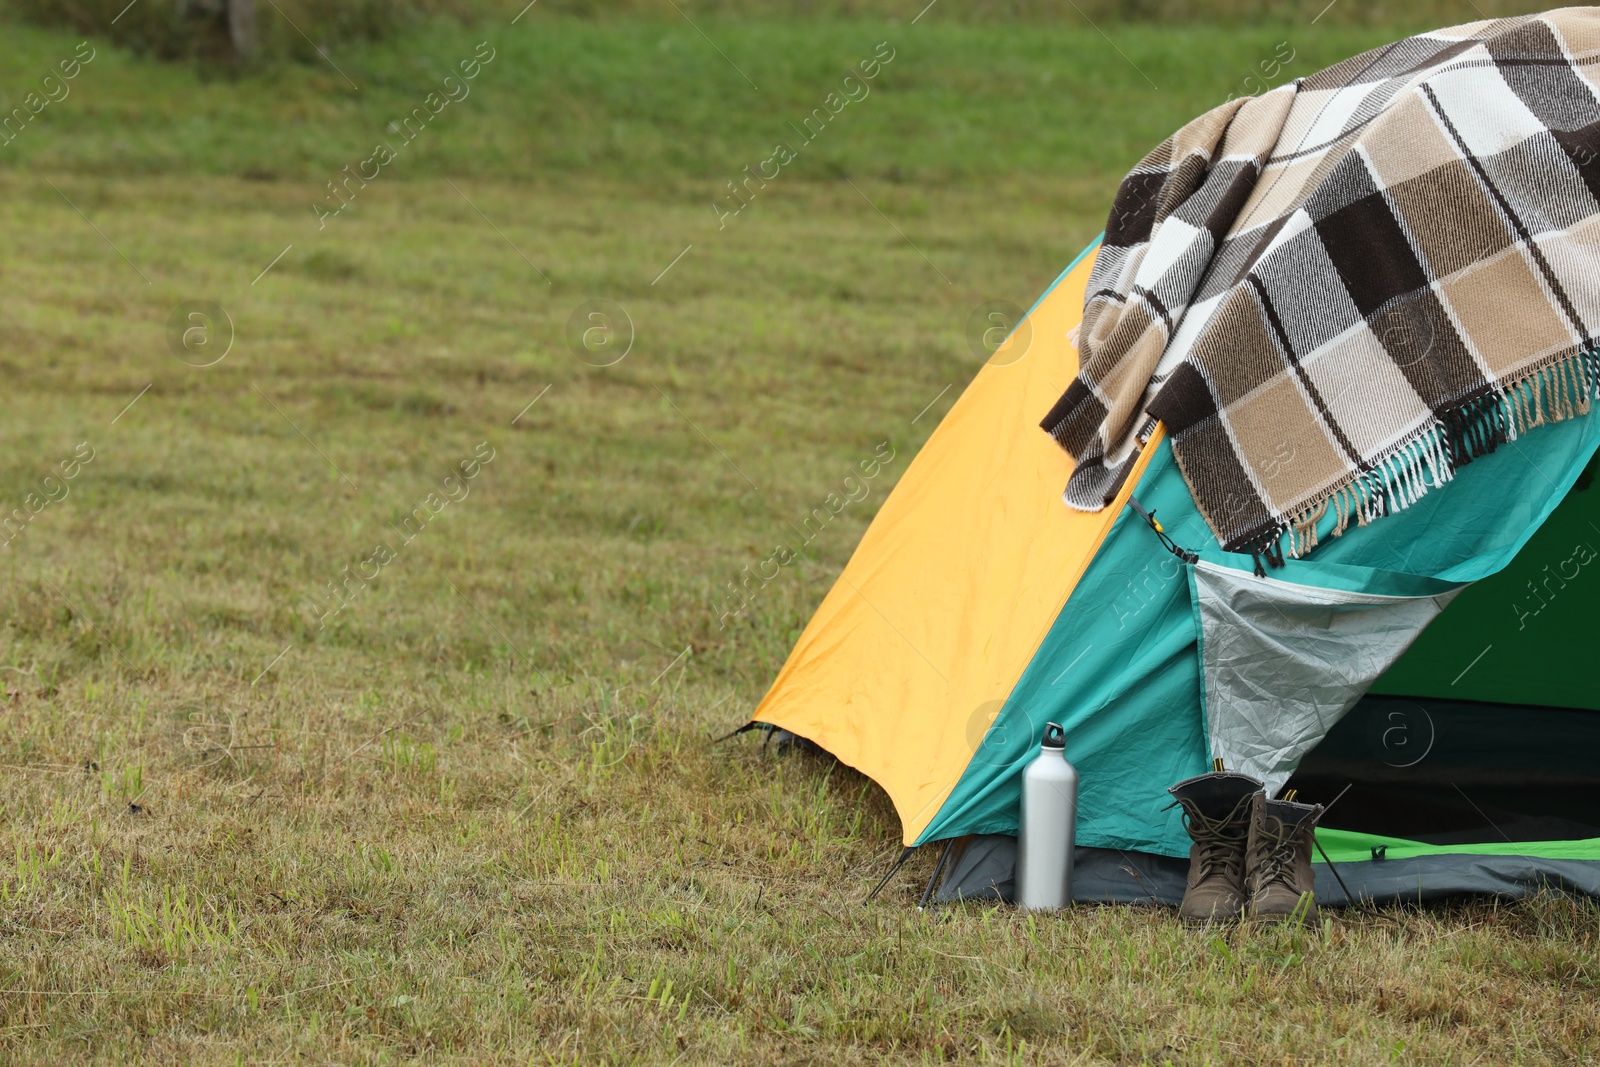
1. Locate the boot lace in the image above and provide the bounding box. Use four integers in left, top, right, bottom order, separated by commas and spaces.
1176, 794, 1252, 881
1250, 815, 1302, 890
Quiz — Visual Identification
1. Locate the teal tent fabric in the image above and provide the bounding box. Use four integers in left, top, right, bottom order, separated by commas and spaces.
916, 386, 1600, 854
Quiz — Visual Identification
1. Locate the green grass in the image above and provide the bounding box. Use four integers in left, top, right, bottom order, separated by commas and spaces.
2, 10, 1598, 1064
0, 18, 1470, 184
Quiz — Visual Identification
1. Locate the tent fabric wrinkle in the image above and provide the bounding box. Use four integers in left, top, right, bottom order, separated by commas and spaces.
1189, 560, 1461, 796
1040, 9, 1600, 568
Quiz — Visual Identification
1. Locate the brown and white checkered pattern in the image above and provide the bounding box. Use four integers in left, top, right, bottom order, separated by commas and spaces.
1041, 10, 1600, 565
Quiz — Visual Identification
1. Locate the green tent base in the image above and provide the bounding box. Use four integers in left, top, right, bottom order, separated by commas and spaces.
1316, 829, 1600, 866
1074, 845, 1600, 908
936, 835, 1600, 908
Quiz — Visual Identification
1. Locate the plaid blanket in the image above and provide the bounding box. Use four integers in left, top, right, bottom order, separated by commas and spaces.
1041, 10, 1600, 568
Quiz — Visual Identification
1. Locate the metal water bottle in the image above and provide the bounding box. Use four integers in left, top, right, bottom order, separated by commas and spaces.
1016, 722, 1078, 910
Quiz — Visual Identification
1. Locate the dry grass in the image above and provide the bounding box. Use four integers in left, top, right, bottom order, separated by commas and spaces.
1, 13, 1597, 1065
2, 679, 1597, 1064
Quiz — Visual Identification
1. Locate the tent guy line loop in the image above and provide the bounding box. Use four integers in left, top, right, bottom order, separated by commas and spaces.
1128, 496, 1199, 564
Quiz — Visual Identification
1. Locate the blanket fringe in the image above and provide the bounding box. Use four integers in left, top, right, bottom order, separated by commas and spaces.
1241, 346, 1600, 566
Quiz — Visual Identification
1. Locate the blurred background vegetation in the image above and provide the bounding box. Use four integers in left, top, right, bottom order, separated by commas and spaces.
0, 0, 1570, 67
0, 0, 1570, 193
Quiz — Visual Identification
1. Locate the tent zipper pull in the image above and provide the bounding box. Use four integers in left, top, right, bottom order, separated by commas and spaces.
1128, 496, 1198, 564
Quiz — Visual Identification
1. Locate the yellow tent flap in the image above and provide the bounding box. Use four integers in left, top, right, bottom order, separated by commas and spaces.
752, 251, 1162, 843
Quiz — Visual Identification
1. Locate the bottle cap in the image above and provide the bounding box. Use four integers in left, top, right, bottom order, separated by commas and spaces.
1042, 722, 1066, 750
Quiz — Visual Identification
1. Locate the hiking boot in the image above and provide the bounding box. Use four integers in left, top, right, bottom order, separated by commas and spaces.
1245, 793, 1325, 924
1167, 772, 1263, 926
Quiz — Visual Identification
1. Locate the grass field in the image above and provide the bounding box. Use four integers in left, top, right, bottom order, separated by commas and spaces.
2, 7, 1598, 1064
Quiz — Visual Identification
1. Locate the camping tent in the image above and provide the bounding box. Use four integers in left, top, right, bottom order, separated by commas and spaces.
749, 236, 1600, 906
751, 10, 1600, 907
